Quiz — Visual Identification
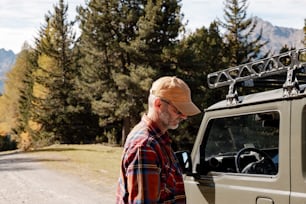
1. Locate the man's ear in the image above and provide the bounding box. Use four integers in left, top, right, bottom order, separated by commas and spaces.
153, 98, 162, 109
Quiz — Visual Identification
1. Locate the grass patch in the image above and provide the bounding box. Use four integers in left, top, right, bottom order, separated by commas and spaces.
26, 144, 123, 188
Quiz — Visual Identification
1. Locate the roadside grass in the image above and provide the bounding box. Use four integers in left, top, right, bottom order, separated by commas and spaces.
25, 144, 123, 189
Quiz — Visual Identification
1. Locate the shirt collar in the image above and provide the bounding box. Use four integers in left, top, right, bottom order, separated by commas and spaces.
142, 114, 172, 145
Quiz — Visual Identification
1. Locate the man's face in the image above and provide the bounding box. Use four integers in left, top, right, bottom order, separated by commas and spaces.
159, 99, 187, 130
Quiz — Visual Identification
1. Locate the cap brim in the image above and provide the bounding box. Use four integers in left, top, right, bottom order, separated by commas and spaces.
173, 102, 201, 116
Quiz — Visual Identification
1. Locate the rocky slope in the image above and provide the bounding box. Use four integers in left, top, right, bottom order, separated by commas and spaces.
0, 49, 16, 92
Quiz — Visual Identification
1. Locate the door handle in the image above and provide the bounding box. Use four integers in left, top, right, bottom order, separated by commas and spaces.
257, 197, 273, 204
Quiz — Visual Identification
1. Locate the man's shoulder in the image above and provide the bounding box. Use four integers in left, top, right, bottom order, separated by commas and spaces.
125, 123, 160, 149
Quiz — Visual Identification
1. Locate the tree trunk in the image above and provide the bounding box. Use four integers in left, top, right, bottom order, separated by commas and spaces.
121, 117, 130, 146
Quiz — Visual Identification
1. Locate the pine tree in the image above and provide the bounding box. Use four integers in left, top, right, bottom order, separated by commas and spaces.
76, 0, 125, 144
15, 47, 37, 149
168, 22, 229, 150
76, 0, 182, 145
32, 0, 92, 145
303, 19, 306, 47
279, 44, 295, 54
219, 0, 268, 66
1, 45, 33, 145
126, 0, 183, 72
0, 42, 37, 150
116, 0, 182, 144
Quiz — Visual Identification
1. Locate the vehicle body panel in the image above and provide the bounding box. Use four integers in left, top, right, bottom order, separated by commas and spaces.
290, 97, 306, 204
181, 49, 306, 204
186, 99, 291, 204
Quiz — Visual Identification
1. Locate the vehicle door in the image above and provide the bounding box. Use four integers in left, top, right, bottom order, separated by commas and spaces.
184, 101, 290, 204
290, 96, 306, 203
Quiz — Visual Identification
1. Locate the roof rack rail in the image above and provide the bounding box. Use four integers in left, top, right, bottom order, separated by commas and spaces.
207, 48, 306, 104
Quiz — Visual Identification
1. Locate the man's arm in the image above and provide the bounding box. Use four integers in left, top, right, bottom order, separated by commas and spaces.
126, 145, 161, 203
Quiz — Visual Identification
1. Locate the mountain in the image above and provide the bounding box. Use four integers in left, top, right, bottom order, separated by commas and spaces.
0, 49, 16, 93
252, 16, 304, 54
0, 17, 304, 93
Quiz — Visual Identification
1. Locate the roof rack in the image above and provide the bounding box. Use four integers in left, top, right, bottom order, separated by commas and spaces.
207, 48, 306, 104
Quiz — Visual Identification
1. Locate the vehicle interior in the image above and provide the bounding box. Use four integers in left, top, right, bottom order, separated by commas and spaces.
197, 111, 279, 175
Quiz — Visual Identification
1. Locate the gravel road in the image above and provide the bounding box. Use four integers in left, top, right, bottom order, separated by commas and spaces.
0, 152, 115, 204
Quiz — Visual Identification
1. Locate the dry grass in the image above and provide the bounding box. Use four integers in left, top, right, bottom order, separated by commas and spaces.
25, 144, 123, 188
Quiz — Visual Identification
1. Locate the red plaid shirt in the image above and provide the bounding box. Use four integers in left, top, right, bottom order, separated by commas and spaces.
116, 115, 186, 204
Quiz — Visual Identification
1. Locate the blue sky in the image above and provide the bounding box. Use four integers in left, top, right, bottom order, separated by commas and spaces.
0, 0, 305, 54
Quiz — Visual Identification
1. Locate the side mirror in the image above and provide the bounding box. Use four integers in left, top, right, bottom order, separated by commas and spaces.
175, 151, 192, 174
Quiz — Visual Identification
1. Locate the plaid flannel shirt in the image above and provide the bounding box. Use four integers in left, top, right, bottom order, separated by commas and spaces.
116, 115, 186, 204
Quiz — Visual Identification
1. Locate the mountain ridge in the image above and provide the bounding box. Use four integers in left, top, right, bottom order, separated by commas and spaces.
252, 16, 304, 54
0, 17, 304, 93
0, 48, 16, 92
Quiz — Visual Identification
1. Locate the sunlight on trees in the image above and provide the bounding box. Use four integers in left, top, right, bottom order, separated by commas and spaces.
0, 0, 297, 150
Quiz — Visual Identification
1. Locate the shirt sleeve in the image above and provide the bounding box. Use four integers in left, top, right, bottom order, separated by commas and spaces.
126, 145, 161, 203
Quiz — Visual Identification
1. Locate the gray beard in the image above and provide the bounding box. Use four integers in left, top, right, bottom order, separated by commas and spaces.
160, 111, 179, 130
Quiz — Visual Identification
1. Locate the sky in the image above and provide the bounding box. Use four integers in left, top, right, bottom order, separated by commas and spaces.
0, 0, 305, 54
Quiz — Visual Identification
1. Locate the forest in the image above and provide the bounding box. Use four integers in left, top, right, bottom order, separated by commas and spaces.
0, 0, 305, 151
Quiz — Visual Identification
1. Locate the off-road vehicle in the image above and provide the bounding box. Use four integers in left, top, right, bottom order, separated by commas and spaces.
176, 48, 306, 204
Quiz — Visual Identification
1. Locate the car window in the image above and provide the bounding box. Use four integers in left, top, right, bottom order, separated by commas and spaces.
201, 111, 279, 175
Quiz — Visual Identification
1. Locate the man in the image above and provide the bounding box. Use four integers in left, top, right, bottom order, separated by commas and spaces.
116, 76, 201, 204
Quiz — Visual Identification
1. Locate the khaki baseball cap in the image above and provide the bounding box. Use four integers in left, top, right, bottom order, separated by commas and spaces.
150, 76, 201, 116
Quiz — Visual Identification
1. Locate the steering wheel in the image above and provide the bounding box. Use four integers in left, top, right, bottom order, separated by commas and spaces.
235, 147, 277, 175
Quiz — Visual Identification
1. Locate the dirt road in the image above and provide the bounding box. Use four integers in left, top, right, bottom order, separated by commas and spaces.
0, 152, 115, 204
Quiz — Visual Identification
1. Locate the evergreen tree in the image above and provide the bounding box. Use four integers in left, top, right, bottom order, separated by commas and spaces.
32, 0, 93, 145
169, 22, 229, 150
303, 19, 306, 47
279, 44, 295, 54
76, 0, 182, 145
15, 46, 37, 149
219, 0, 268, 66
126, 0, 183, 72
116, 0, 182, 144
0, 44, 36, 149
76, 0, 126, 144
